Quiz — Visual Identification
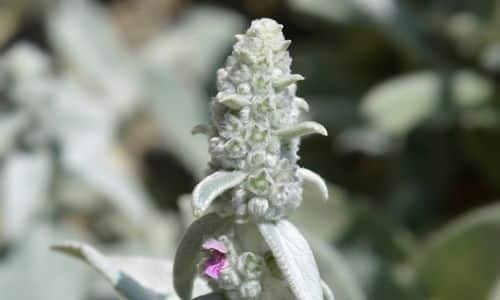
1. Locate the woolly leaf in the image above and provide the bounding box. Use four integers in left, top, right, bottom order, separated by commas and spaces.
276, 121, 328, 140
192, 171, 247, 217
258, 220, 323, 300
53, 242, 212, 300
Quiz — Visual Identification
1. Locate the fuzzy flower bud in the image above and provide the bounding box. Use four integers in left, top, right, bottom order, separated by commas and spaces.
194, 17, 329, 222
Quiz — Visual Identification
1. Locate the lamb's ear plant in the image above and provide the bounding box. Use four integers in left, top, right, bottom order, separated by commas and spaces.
174, 18, 334, 300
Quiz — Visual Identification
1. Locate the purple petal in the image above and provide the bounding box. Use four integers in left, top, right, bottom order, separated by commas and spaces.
202, 239, 228, 253
204, 258, 229, 279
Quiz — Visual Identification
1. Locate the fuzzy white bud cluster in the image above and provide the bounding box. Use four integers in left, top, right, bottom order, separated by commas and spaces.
204, 18, 313, 222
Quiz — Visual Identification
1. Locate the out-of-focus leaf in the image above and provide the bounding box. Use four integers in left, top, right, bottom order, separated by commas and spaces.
258, 220, 323, 300
53, 241, 211, 300
291, 183, 351, 241
140, 6, 245, 84
0, 226, 90, 300
140, 6, 244, 178
336, 128, 394, 156
288, 0, 357, 24
63, 147, 154, 226
415, 203, 500, 300
47, 0, 140, 115
143, 72, 210, 178
1, 150, 52, 242
0, 113, 27, 156
52, 78, 154, 225
361, 70, 494, 136
174, 213, 230, 300
310, 237, 365, 300
192, 171, 247, 217
481, 42, 500, 72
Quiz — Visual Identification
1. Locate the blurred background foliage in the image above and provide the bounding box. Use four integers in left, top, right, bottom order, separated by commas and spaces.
0, 0, 499, 299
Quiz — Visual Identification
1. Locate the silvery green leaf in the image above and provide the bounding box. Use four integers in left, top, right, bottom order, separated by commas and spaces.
415, 203, 500, 300
276, 121, 328, 140
2, 150, 52, 241
174, 213, 231, 300
192, 171, 247, 217
298, 168, 329, 201
52, 241, 211, 300
258, 220, 323, 300
47, 0, 139, 115
0, 225, 89, 300
361, 70, 494, 136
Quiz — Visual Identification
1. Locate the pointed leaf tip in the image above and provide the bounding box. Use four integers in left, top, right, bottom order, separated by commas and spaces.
217, 92, 251, 109
274, 74, 305, 91
298, 168, 328, 201
294, 97, 309, 111
192, 171, 247, 216
276, 121, 328, 140
192, 124, 212, 136
322, 280, 335, 300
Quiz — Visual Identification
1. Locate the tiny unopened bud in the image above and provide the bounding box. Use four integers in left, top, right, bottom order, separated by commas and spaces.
237, 252, 264, 279
248, 197, 269, 218
238, 280, 262, 299
218, 268, 241, 290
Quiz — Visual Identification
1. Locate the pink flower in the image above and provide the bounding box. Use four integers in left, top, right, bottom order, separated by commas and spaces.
202, 239, 229, 279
